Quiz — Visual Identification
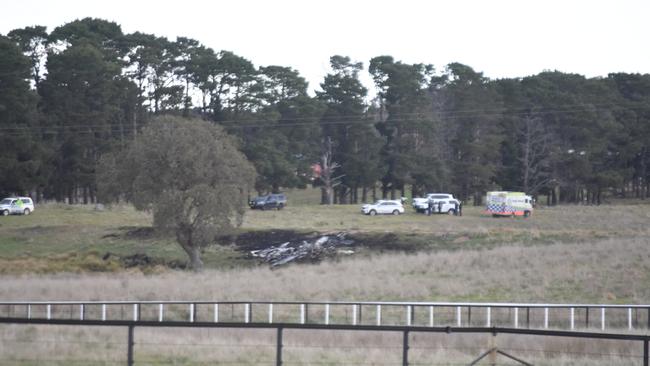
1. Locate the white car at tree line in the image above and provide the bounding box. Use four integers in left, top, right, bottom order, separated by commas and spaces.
0, 197, 35, 216
361, 200, 405, 216
412, 193, 460, 214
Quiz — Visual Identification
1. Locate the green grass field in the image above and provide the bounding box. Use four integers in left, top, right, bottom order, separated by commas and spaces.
2, 190, 650, 365
1, 188, 649, 273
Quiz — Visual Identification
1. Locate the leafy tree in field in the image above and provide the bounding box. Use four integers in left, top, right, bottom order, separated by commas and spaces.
98, 116, 256, 270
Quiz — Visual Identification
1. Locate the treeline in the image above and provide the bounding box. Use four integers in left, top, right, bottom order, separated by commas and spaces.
1, 18, 649, 205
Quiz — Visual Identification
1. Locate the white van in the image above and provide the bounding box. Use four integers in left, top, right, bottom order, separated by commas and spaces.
486, 192, 533, 217
0, 197, 35, 216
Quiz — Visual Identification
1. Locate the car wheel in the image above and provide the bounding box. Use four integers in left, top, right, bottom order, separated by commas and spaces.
369, 210, 377, 216
392, 210, 400, 215
23, 208, 30, 215
524, 211, 531, 218
277, 203, 284, 210
2, 209, 8, 216
447, 209, 455, 215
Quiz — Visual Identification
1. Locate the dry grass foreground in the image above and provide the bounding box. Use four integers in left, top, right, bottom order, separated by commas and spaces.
1, 237, 649, 303
0, 324, 643, 366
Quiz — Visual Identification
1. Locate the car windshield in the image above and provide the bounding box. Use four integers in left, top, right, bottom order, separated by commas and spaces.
1, 199, 13, 205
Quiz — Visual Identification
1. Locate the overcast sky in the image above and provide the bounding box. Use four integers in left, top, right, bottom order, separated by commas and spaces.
3, 0, 649, 95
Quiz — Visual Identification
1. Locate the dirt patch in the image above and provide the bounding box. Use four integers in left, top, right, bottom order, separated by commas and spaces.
227, 230, 435, 253
225, 230, 319, 251
102, 252, 186, 270
102, 226, 157, 240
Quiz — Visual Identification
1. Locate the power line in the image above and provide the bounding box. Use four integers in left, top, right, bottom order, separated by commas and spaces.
0, 102, 648, 135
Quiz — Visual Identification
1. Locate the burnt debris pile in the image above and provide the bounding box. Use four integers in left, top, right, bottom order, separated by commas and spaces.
250, 232, 354, 267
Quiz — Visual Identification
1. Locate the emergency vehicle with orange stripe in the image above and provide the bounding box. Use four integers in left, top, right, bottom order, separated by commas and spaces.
486, 191, 533, 217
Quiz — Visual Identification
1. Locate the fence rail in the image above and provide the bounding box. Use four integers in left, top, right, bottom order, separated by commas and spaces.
1, 300, 650, 331
0, 317, 649, 366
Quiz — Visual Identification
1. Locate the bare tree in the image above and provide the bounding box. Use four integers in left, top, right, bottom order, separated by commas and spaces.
319, 137, 344, 205
517, 115, 553, 194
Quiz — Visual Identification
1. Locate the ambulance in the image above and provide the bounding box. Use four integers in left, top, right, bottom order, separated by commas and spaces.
486, 191, 533, 217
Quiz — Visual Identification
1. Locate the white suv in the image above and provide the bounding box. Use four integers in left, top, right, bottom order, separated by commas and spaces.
0, 197, 35, 216
412, 193, 460, 214
361, 200, 405, 216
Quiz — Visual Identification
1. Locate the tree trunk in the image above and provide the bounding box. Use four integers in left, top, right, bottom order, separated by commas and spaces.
640, 148, 647, 200
362, 186, 368, 203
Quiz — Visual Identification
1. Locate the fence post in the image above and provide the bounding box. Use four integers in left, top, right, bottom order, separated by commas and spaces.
127, 325, 134, 366
276, 327, 283, 366
377, 305, 382, 326
644, 338, 648, 366
544, 307, 548, 329
402, 330, 409, 366
629, 308, 633, 330
514, 308, 519, 328
406, 306, 412, 326
325, 304, 330, 325
300, 304, 305, 324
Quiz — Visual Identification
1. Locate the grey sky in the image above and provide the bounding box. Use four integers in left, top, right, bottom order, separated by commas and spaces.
3, 0, 649, 95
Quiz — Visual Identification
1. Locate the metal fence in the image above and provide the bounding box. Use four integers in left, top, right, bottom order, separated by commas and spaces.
1, 300, 650, 331
1, 317, 649, 366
